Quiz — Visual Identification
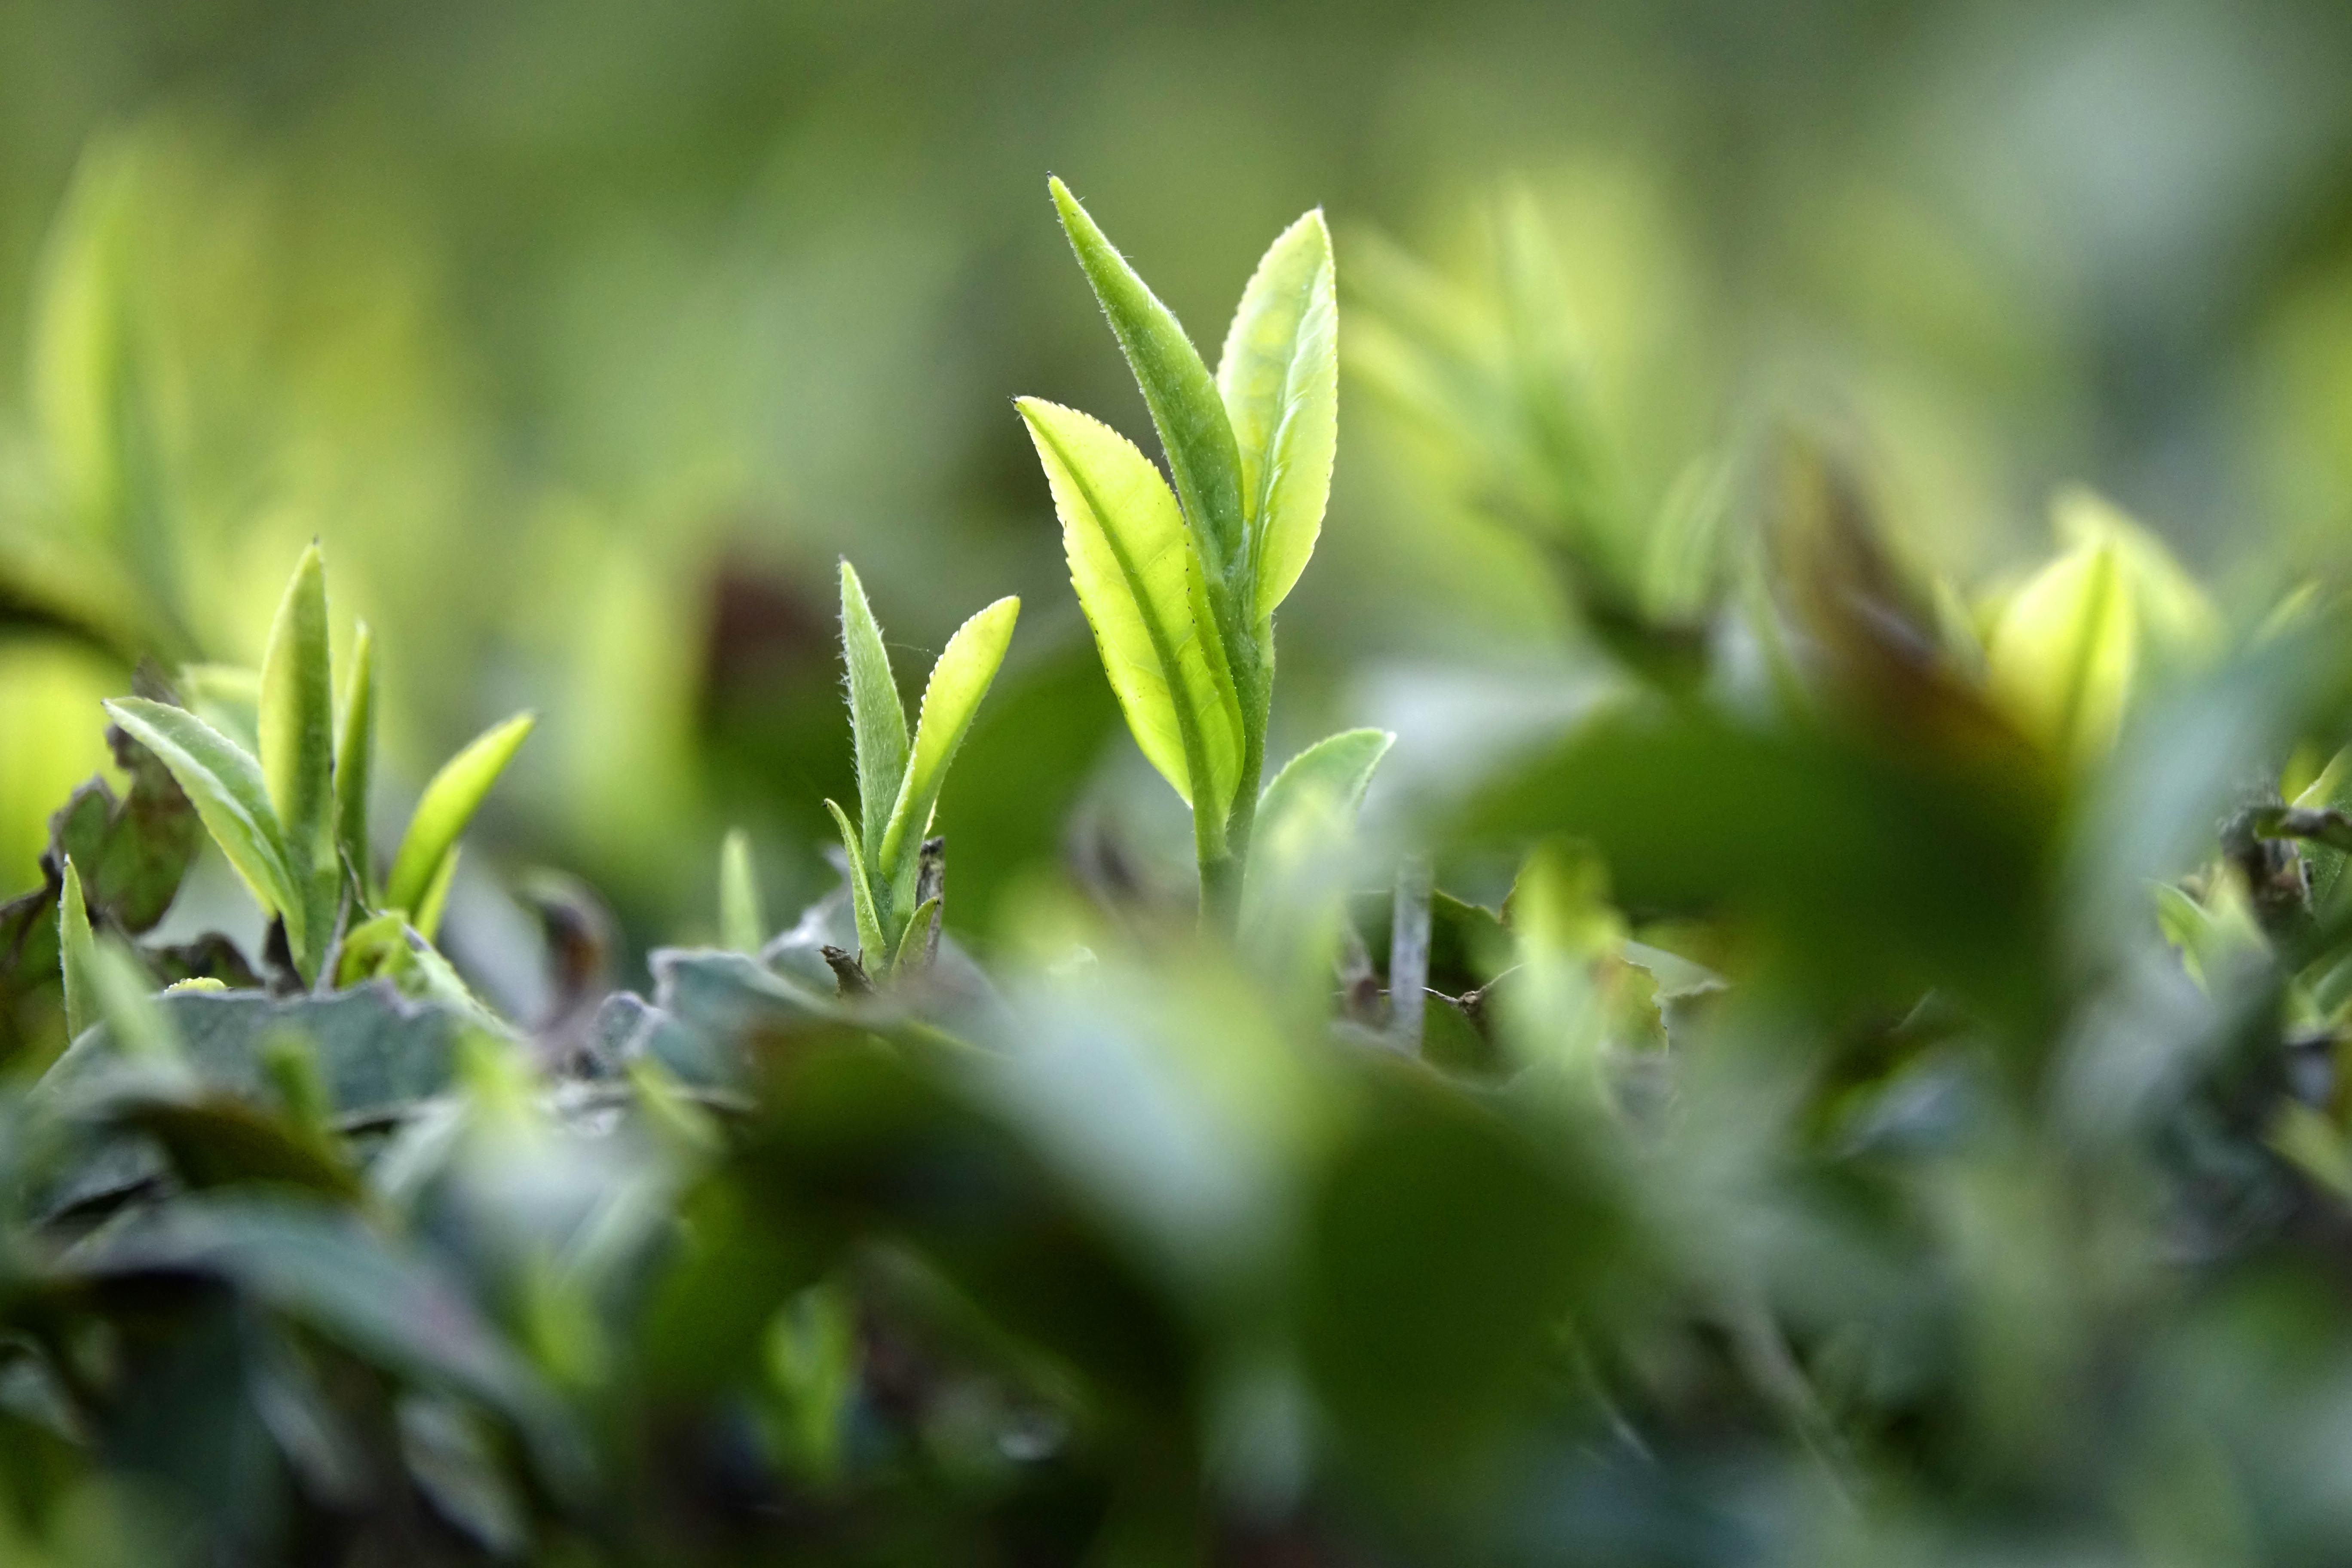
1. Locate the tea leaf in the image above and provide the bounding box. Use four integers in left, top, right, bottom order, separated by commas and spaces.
260, 545, 335, 880
336, 621, 377, 902
59, 857, 97, 1040
1986, 539, 2135, 759
838, 561, 909, 866
413, 844, 459, 945
1017, 398, 1243, 813
385, 713, 534, 916
823, 799, 888, 968
104, 696, 300, 945
890, 894, 941, 977
1217, 208, 1337, 620
719, 828, 764, 956
259, 544, 337, 967
879, 595, 1019, 917
1254, 728, 1392, 848
1049, 178, 1247, 608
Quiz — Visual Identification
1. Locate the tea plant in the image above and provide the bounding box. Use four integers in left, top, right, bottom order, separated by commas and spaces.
18, 168, 2352, 1568
1020, 178, 1384, 928
821, 560, 1015, 981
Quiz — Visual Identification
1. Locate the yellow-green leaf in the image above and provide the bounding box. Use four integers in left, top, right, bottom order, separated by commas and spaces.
1985, 539, 2135, 760
385, 713, 534, 916
838, 561, 909, 867
879, 595, 1019, 920
1017, 398, 1243, 814
1217, 208, 1337, 620
104, 696, 300, 945
2052, 487, 2219, 675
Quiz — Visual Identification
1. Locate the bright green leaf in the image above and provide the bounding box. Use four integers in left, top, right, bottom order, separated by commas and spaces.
1217, 208, 1337, 620
260, 543, 337, 968
1017, 398, 1243, 814
1049, 178, 1248, 609
879, 596, 1019, 920
385, 714, 534, 916
104, 695, 300, 946
838, 561, 909, 867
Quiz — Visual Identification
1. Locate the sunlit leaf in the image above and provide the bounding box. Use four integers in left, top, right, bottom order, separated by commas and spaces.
1217, 208, 1337, 619
385, 713, 534, 916
1049, 177, 1247, 610
103, 695, 299, 944
1018, 398, 1243, 812
879, 595, 1019, 919
838, 561, 909, 867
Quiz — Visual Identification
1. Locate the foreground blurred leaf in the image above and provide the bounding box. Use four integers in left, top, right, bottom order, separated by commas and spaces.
1464, 704, 2060, 1034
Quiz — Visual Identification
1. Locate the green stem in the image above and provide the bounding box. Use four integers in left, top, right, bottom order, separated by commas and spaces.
1198, 623, 1272, 937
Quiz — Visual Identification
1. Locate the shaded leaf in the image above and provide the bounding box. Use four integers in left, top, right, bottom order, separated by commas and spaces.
58, 858, 96, 1040
823, 799, 888, 969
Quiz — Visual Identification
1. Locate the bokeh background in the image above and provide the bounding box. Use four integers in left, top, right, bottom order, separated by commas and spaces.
5, 0, 2352, 979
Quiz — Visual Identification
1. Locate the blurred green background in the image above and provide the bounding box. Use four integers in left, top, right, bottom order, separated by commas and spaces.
5, 0, 2352, 964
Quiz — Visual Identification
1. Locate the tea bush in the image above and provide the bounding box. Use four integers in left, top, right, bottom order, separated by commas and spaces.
5, 172, 2352, 1568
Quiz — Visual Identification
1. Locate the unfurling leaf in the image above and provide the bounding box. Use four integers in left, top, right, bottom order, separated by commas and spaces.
1018, 398, 1243, 814
719, 828, 764, 956
104, 695, 300, 946
878, 595, 1019, 919
1218, 208, 1337, 620
838, 562, 909, 867
1049, 177, 1248, 610
386, 713, 534, 916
